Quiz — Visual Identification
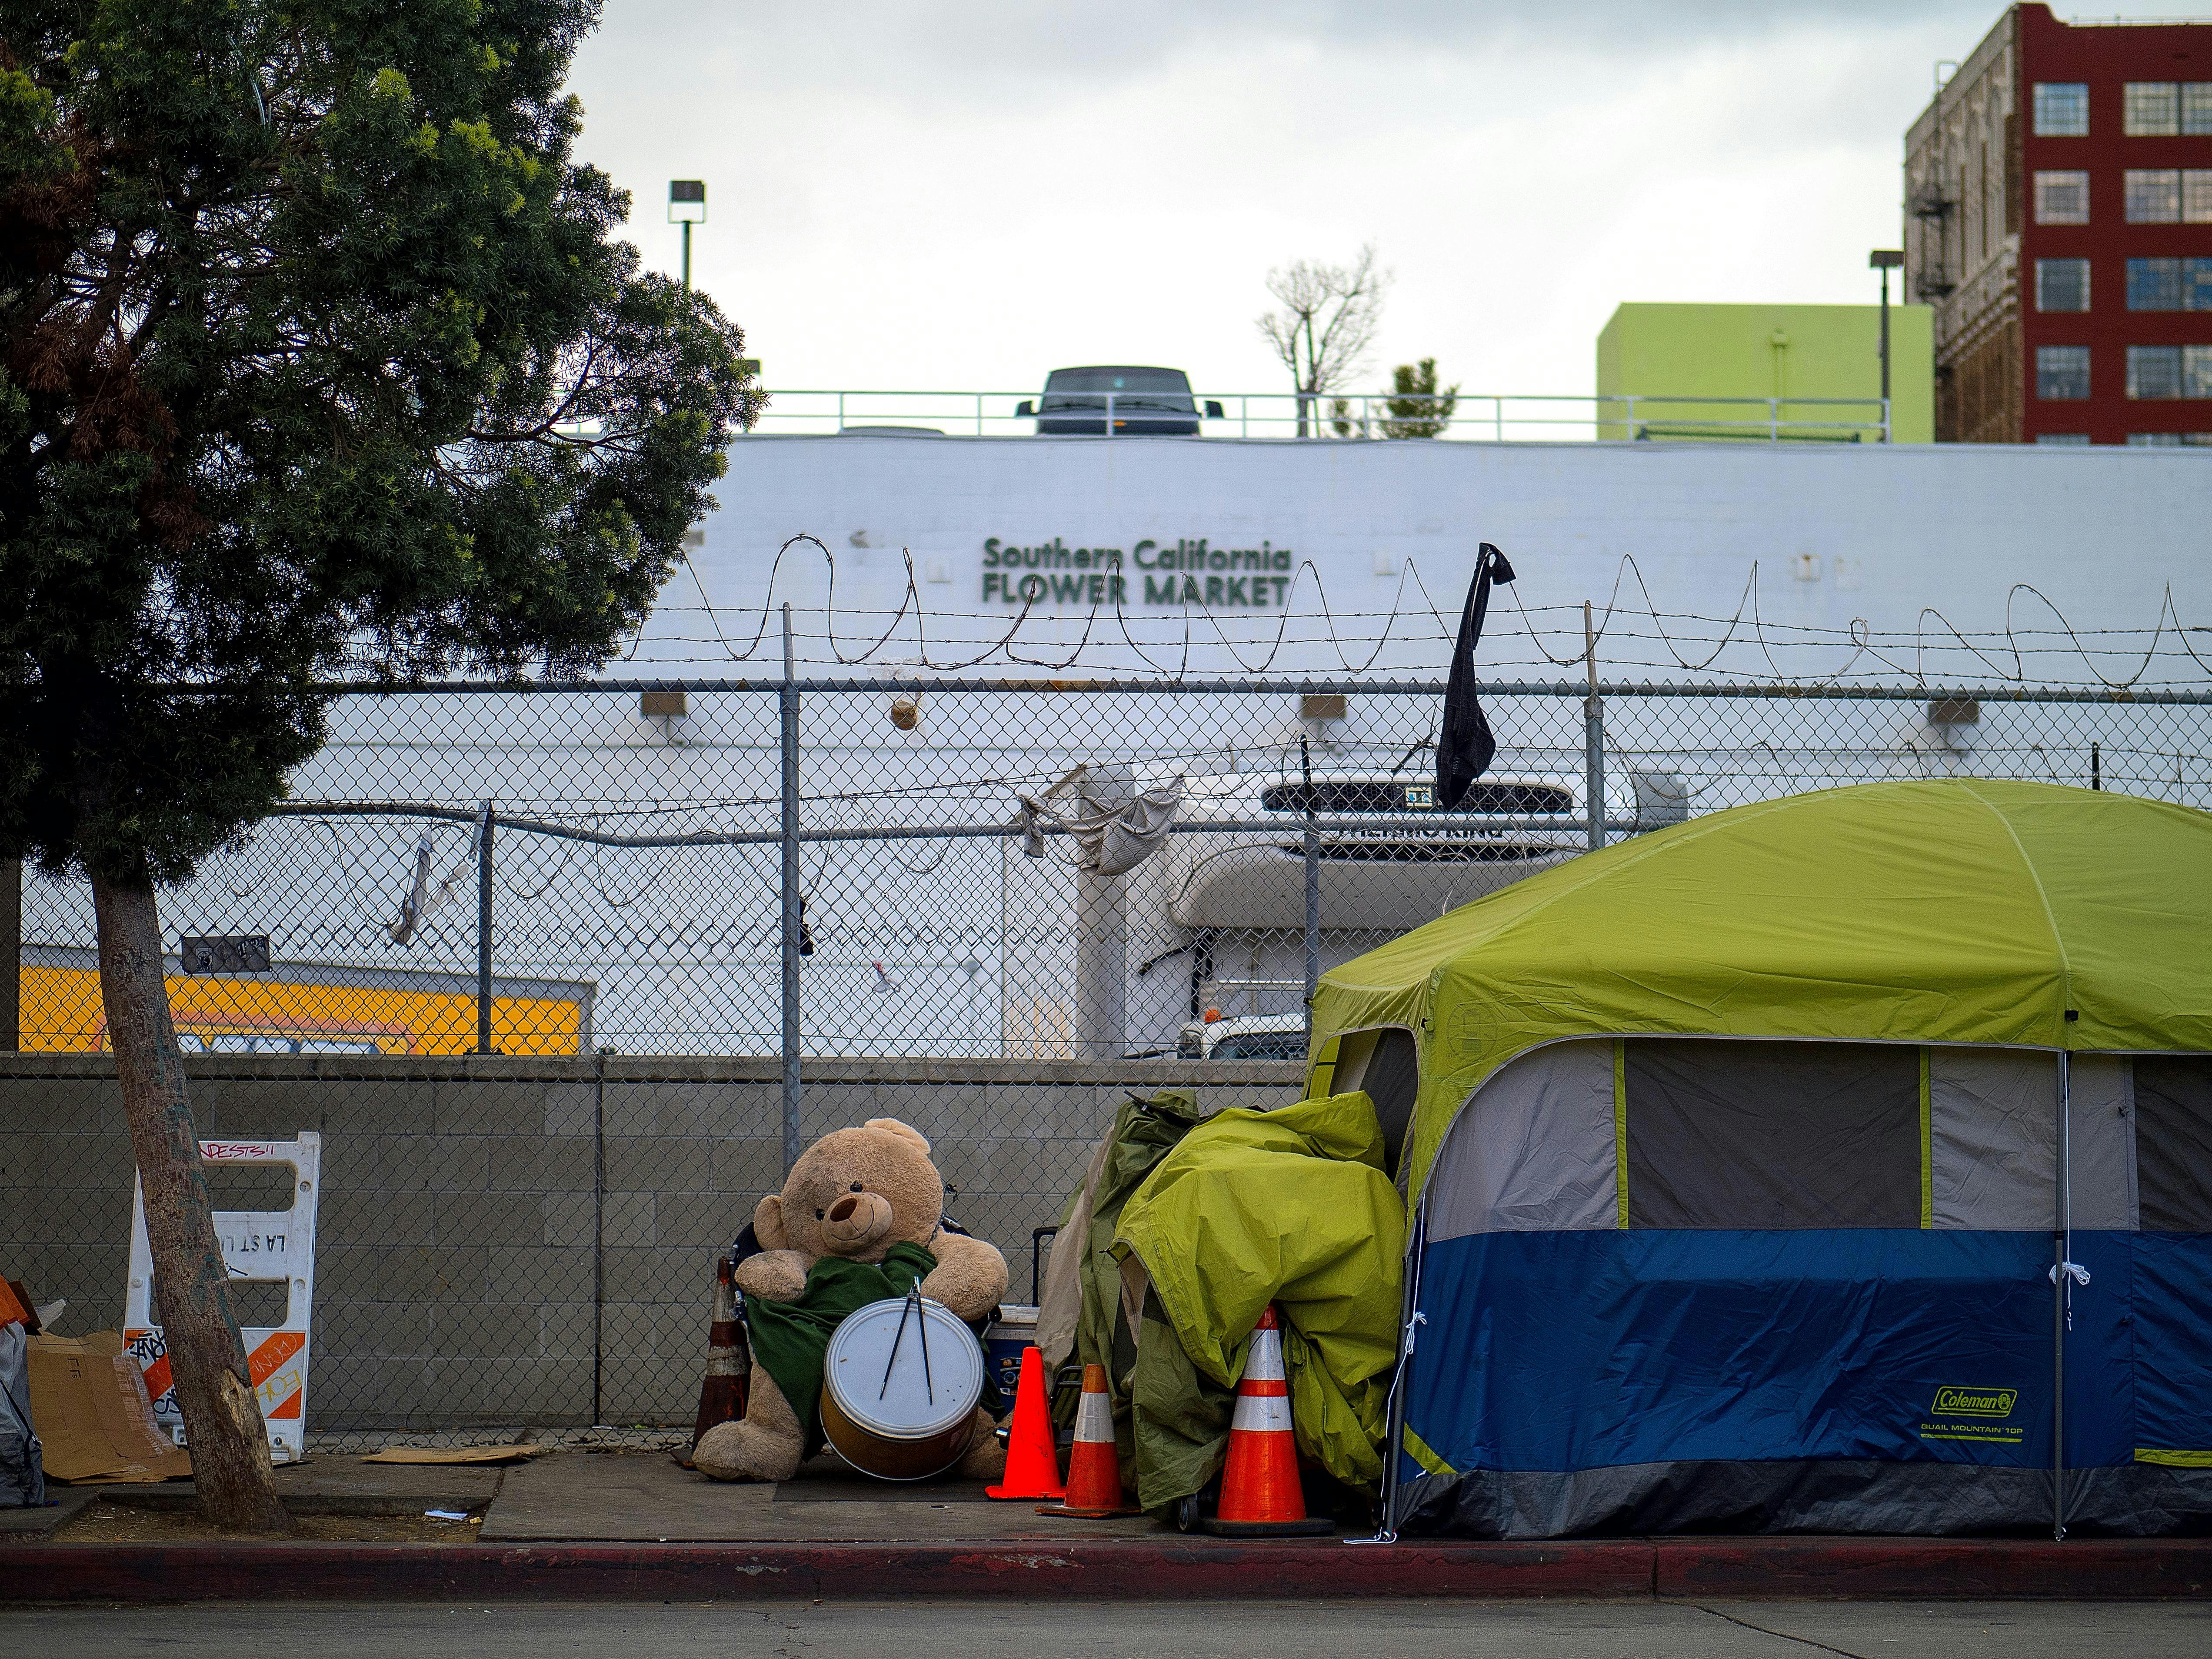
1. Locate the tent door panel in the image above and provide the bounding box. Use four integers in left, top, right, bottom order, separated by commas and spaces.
1928, 1049, 2056, 1231
2068, 1056, 2138, 1233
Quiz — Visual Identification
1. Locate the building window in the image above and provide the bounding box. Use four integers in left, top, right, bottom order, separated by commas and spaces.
2129, 258, 2183, 311
2129, 170, 2212, 224
2126, 83, 2181, 136
2128, 170, 2182, 223
2127, 433, 2212, 446
2037, 259, 2092, 312
2131, 346, 2182, 400
2129, 346, 2212, 400
2135, 83, 2212, 136
2037, 433, 2092, 445
2038, 346, 2092, 400
2034, 170, 2090, 225
2035, 82, 2090, 137
2129, 258, 2212, 311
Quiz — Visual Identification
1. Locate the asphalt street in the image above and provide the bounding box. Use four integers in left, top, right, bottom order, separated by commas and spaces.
5, 1599, 2210, 1657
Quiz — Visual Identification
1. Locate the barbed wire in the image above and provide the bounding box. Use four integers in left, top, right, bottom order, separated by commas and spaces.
609, 536, 2212, 689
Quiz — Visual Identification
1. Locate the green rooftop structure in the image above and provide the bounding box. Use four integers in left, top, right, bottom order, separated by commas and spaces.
1596, 303, 1934, 443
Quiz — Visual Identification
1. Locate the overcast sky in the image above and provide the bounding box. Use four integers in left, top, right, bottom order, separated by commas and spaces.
563, 4, 2147, 402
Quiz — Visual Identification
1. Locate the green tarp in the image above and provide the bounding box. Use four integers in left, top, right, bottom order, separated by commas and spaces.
1114, 1090, 1406, 1508
1306, 780, 2212, 1204
1060, 1091, 1209, 1461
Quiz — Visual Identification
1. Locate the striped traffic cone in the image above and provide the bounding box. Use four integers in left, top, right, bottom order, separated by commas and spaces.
1036, 1363, 1139, 1518
1198, 1305, 1335, 1536
681, 1251, 749, 1468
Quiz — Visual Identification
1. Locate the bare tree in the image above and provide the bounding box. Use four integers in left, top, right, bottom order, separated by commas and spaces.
1256, 245, 1392, 437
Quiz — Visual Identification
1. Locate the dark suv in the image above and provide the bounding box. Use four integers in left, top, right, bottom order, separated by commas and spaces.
1016, 366, 1224, 436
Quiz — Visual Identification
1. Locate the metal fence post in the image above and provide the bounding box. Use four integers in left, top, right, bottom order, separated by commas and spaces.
1583, 605, 1606, 853
780, 607, 803, 1175
1, 857, 18, 1052
592, 1051, 605, 1427
1302, 736, 1320, 1043
476, 799, 494, 1054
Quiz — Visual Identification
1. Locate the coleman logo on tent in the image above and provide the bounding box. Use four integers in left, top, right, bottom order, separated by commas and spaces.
1931, 1386, 2017, 1419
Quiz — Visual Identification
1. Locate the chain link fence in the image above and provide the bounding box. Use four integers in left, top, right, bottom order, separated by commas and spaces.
7, 672, 2210, 1445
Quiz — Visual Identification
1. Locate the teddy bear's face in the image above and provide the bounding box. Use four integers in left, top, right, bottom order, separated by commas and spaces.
756, 1119, 944, 1264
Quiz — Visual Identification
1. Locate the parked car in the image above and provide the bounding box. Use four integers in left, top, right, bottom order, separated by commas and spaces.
1176, 1010, 1307, 1061
1016, 366, 1225, 436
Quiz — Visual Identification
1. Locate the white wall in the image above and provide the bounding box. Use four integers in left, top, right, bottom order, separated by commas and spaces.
655, 436, 2212, 683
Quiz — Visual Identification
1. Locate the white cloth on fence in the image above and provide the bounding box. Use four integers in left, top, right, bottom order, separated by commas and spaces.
386, 808, 487, 945
1014, 767, 1184, 876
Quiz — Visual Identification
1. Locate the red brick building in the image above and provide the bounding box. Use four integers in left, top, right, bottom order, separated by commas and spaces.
1906, 6, 2211, 445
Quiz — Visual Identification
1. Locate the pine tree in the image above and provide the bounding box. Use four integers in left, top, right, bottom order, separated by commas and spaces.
1379, 358, 1459, 440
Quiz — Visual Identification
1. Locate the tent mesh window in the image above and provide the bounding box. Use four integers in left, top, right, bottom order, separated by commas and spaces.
1362, 1028, 1419, 1176
2132, 1056, 2212, 1232
1623, 1040, 1921, 1229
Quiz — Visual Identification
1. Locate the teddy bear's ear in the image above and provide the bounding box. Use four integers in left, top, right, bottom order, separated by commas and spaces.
753, 1193, 788, 1251
863, 1118, 931, 1157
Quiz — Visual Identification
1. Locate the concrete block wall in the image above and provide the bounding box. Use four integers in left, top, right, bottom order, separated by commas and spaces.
0, 1054, 1299, 1434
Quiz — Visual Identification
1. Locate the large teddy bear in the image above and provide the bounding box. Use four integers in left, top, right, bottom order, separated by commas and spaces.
694, 1119, 1010, 1483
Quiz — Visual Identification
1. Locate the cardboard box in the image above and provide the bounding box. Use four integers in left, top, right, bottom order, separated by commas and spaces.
26, 1332, 192, 1483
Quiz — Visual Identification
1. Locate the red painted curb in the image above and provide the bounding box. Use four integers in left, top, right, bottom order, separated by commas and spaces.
1657, 1537, 2212, 1601
13, 1536, 2212, 1603
2, 1539, 1651, 1604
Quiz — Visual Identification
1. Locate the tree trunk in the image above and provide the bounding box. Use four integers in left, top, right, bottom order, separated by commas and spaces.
90, 873, 290, 1536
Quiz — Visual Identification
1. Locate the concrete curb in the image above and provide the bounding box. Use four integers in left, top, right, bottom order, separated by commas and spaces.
6, 1536, 2212, 1603
1659, 1537, 2212, 1600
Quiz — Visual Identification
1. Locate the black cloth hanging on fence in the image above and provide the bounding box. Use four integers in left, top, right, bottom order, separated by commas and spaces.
1437, 543, 1517, 810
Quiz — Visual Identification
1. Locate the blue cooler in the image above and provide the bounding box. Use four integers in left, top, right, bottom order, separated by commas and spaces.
982, 1304, 1039, 1410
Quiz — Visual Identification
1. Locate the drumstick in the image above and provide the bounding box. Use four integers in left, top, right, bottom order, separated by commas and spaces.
880, 1289, 915, 1401
916, 1287, 935, 1405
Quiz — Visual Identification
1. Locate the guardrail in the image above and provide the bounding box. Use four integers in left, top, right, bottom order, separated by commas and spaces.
739, 389, 1894, 443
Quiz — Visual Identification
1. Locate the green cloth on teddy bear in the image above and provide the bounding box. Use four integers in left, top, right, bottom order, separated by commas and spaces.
744, 1240, 939, 1456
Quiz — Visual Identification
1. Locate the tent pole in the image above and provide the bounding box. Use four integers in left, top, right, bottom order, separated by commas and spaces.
1350, 1202, 1426, 1545
2052, 1050, 2072, 1542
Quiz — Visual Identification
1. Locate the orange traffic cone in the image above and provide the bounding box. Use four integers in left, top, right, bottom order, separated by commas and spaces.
680, 1252, 749, 1469
1199, 1305, 1335, 1536
986, 1345, 1065, 1501
1036, 1363, 1138, 1518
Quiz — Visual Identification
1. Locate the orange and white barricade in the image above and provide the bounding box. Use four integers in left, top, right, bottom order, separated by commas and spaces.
123, 1132, 322, 1465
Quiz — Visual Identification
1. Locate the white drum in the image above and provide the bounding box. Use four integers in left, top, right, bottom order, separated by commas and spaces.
820, 1293, 986, 1480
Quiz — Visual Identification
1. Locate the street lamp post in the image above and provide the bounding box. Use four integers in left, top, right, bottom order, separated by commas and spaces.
1869, 249, 1903, 441
670, 180, 706, 290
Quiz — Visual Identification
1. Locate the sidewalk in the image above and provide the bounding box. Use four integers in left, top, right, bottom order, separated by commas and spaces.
6, 1450, 2211, 1604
